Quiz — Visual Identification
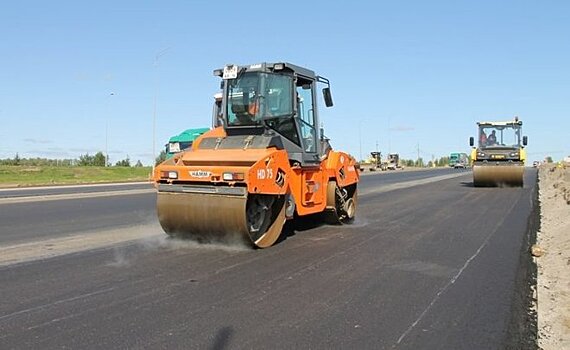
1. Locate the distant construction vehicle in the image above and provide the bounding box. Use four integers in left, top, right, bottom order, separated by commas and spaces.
449, 152, 469, 168
153, 62, 359, 248
368, 151, 384, 171
165, 128, 210, 159
469, 117, 527, 186
386, 153, 402, 170
361, 152, 401, 171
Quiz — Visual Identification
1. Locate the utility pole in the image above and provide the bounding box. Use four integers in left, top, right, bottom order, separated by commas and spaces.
416, 142, 420, 166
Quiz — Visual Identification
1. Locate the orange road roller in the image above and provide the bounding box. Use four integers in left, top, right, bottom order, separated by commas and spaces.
153, 62, 359, 248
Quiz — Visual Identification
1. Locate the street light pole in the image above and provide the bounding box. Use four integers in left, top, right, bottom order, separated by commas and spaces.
388, 116, 391, 154
105, 92, 115, 167
358, 120, 362, 161
152, 47, 170, 169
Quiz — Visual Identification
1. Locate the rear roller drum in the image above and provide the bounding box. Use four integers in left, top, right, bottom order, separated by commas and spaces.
246, 194, 286, 248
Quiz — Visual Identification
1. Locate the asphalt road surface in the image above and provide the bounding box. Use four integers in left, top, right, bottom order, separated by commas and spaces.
0, 168, 536, 349
0, 169, 461, 245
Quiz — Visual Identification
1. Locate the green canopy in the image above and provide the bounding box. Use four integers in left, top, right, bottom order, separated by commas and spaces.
168, 128, 210, 143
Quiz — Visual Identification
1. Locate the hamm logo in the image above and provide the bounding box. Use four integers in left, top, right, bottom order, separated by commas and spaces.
189, 170, 211, 178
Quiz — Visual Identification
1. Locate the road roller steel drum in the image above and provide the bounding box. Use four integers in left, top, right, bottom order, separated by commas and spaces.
472, 163, 524, 187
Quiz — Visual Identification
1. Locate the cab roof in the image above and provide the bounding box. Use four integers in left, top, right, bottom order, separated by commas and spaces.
477, 120, 523, 126
214, 62, 317, 80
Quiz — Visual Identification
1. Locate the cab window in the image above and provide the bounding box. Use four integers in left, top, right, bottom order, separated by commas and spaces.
296, 82, 316, 153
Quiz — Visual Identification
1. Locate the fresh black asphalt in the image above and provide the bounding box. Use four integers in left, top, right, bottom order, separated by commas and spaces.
0, 168, 537, 349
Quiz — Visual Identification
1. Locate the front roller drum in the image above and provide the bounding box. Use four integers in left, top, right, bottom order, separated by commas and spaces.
472, 164, 524, 187
157, 192, 286, 248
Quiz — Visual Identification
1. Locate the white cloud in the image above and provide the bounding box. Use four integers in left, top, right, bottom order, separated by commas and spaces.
389, 126, 415, 132
23, 138, 53, 144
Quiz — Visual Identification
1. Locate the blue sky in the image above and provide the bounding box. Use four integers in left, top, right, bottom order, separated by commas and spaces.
1, 0, 568, 165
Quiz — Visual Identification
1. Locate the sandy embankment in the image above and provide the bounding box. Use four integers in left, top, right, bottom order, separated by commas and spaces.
536, 164, 570, 349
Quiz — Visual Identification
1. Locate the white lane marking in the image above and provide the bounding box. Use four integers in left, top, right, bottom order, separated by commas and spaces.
0, 188, 155, 205
360, 172, 469, 197
395, 234, 493, 345
0, 181, 151, 192
0, 287, 116, 322
394, 190, 518, 346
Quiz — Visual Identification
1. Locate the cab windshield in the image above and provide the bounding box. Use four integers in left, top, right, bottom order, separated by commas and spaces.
226, 72, 293, 126
478, 124, 521, 148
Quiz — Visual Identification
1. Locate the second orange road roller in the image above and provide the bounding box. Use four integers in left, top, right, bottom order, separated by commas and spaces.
153, 62, 359, 248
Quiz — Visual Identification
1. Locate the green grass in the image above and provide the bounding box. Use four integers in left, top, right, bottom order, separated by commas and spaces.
0, 166, 153, 187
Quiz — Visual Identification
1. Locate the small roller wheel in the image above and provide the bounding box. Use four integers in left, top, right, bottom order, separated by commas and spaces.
324, 181, 357, 224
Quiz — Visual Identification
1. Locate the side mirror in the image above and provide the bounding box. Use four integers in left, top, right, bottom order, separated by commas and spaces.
469, 137, 474, 147
323, 87, 333, 107
522, 136, 528, 146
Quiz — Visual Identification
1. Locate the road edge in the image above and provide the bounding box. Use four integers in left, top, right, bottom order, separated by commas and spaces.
505, 171, 539, 349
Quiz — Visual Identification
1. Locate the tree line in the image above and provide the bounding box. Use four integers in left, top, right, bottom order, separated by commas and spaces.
0, 152, 145, 167
400, 156, 450, 168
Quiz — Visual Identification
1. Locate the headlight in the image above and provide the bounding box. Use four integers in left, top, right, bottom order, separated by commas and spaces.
222, 172, 244, 181
509, 152, 519, 157
161, 171, 178, 179
477, 152, 486, 157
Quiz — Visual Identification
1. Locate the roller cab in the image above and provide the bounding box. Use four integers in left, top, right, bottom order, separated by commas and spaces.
154, 63, 359, 248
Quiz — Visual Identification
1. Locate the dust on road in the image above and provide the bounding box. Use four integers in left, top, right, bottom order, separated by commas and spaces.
0, 225, 162, 267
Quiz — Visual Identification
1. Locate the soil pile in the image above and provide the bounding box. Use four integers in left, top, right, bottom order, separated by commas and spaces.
537, 163, 570, 349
